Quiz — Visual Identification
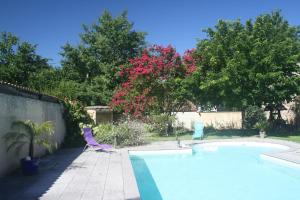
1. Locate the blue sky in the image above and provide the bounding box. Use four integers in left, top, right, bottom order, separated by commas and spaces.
1, 0, 299, 67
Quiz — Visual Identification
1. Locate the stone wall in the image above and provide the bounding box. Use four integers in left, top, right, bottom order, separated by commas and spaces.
0, 93, 66, 176
174, 112, 242, 130
175, 110, 296, 131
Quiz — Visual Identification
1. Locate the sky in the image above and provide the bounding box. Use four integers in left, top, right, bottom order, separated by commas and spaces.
1, 0, 300, 67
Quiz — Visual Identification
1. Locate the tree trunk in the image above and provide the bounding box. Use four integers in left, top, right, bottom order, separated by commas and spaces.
167, 121, 173, 134
269, 108, 274, 121
165, 112, 173, 135
241, 108, 246, 129
29, 136, 34, 158
277, 109, 282, 119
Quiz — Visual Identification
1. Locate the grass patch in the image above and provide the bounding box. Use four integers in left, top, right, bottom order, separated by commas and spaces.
146, 129, 300, 144
267, 130, 300, 143
268, 135, 300, 144
145, 131, 193, 142
204, 129, 257, 139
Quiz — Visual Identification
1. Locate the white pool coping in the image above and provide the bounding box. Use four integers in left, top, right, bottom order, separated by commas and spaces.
129, 140, 300, 169
194, 141, 300, 168
260, 154, 300, 170
194, 141, 290, 150
129, 148, 192, 155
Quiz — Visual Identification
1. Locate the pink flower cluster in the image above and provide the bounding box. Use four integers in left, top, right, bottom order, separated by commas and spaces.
111, 45, 196, 118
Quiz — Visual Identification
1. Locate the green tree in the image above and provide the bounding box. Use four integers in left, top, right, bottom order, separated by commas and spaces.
60, 10, 146, 105
0, 32, 51, 87
51, 80, 83, 100
193, 11, 300, 120
28, 67, 62, 93
48, 79, 108, 105
250, 11, 300, 110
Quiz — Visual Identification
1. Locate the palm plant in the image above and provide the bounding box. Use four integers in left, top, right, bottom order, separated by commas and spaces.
3, 120, 55, 158
254, 120, 269, 132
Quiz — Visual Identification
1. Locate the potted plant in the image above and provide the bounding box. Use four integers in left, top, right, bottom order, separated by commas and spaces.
3, 120, 55, 175
254, 120, 268, 138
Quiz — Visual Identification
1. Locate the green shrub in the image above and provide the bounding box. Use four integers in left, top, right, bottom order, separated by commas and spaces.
93, 120, 145, 147
268, 118, 293, 135
62, 100, 94, 147
114, 120, 145, 146
93, 123, 114, 144
144, 123, 155, 133
244, 106, 267, 129
148, 114, 176, 136
254, 120, 269, 132
203, 124, 216, 134
174, 127, 191, 136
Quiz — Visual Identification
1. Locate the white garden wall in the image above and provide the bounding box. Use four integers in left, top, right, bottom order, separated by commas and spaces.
174, 112, 243, 130
175, 109, 295, 131
0, 93, 66, 176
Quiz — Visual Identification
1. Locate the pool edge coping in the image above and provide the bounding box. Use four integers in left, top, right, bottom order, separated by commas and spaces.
123, 138, 300, 199
121, 149, 141, 200
260, 154, 300, 169
190, 138, 300, 167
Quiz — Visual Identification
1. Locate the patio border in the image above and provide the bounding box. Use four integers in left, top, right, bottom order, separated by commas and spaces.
121, 150, 140, 200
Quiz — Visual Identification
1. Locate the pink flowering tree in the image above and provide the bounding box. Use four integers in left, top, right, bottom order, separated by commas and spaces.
111, 45, 196, 119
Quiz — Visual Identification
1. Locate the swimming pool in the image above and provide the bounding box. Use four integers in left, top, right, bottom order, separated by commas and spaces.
130, 142, 300, 200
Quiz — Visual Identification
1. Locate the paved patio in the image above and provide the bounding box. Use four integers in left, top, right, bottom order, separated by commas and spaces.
0, 138, 300, 200
0, 147, 139, 200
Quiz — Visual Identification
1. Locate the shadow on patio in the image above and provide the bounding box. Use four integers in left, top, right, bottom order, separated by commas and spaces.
0, 148, 83, 200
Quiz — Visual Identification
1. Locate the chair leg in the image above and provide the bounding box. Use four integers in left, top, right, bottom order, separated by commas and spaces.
83, 144, 88, 151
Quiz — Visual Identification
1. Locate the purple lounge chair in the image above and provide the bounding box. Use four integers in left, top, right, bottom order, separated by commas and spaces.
82, 127, 112, 151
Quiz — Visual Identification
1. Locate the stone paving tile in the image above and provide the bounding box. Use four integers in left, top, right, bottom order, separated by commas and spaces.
81, 153, 110, 200
0, 148, 83, 200
39, 150, 116, 200
102, 152, 124, 200
40, 149, 92, 199
57, 151, 95, 200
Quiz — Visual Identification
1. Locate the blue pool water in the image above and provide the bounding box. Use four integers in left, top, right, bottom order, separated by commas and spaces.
130, 143, 300, 200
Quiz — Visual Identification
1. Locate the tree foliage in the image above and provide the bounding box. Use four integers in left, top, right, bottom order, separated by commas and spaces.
193, 11, 300, 111
0, 32, 51, 87
62, 99, 94, 147
60, 10, 146, 105
244, 106, 267, 129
